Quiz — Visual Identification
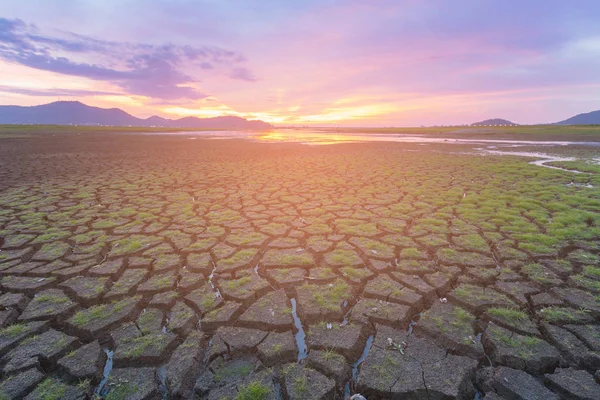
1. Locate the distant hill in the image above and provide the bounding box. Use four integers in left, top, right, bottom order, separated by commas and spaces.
470, 118, 518, 126
0, 101, 273, 130
555, 110, 600, 125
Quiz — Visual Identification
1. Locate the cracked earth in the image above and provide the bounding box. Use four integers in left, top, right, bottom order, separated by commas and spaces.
0, 133, 599, 399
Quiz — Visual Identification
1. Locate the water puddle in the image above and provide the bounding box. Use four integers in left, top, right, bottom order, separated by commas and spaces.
531, 159, 582, 173
344, 382, 351, 398
208, 263, 221, 298
141, 129, 600, 147
273, 379, 284, 400
290, 298, 307, 361
344, 335, 375, 397
340, 300, 353, 326
94, 349, 114, 396
157, 365, 169, 399
208, 263, 216, 288
408, 319, 417, 335
480, 149, 586, 173
340, 309, 351, 326
352, 335, 374, 381
567, 182, 596, 188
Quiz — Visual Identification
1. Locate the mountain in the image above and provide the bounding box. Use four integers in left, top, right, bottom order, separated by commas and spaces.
555, 110, 600, 125
470, 118, 518, 126
0, 101, 273, 130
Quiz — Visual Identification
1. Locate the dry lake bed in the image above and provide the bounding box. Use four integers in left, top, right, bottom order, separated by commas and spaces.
0, 130, 599, 399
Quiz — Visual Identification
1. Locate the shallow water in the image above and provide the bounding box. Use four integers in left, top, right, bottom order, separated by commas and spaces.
146, 129, 600, 147
290, 298, 308, 361
344, 334, 375, 399
567, 182, 596, 188
157, 365, 168, 399
480, 149, 585, 173
352, 335, 374, 381
95, 349, 114, 396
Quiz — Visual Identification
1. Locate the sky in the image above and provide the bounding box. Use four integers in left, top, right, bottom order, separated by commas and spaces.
1, 0, 599, 126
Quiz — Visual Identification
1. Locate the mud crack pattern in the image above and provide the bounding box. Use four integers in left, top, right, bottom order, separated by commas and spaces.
0, 134, 599, 399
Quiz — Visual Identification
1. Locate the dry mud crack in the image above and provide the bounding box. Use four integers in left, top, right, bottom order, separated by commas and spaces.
0, 134, 599, 399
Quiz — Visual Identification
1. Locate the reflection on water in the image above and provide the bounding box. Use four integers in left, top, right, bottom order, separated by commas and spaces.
478, 148, 593, 174
254, 131, 372, 145
257, 132, 288, 142
480, 149, 580, 172
161, 129, 600, 147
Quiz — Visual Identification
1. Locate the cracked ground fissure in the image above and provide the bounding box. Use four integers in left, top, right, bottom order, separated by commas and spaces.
0, 133, 599, 399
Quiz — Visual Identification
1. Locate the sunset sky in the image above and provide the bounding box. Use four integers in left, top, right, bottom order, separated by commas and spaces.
1, 0, 599, 126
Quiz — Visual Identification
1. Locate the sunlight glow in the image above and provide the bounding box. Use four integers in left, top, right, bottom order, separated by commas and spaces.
162, 106, 240, 118
298, 104, 399, 123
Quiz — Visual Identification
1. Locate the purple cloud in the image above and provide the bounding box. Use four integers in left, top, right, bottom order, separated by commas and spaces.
0, 17, 255, 99
229, 67, 256, 82
0, 85, 120, 97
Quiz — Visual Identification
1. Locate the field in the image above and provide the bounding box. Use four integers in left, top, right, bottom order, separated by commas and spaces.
0, 130, 599, 399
